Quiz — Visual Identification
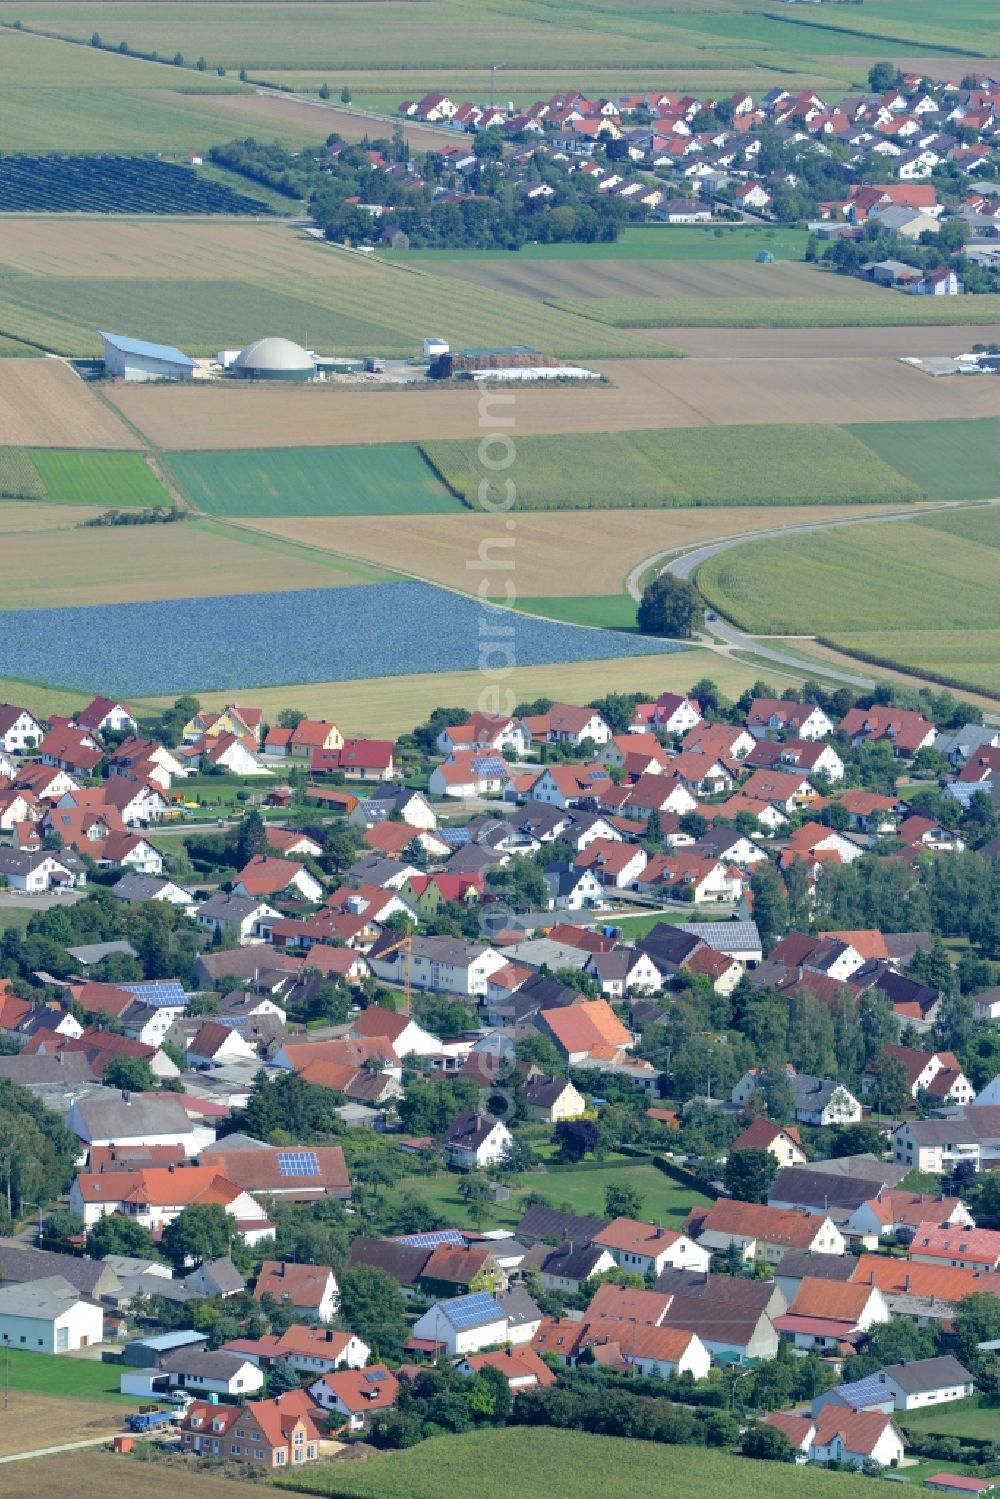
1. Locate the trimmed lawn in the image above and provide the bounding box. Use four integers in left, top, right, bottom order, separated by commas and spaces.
2, 1347, 133, 1400
386, 1155, 709, 1229
898, 1397, 1000, 1440
613, 909, 729, 938
515, 594, 639, 631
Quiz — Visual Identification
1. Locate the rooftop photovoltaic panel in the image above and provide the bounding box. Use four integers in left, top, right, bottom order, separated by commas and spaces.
396, 1229, 465, 1249
472, 757, 507, 778
446, 1292, 502, 1328
440, 827, 471, 846
122, 979, 188, 1008
277, 1150, 320, 1178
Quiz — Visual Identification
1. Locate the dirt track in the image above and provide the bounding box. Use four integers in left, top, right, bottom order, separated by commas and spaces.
113, 354, 1000, 450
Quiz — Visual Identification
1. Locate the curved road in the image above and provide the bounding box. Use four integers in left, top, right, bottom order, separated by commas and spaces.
625, 500, 998, 694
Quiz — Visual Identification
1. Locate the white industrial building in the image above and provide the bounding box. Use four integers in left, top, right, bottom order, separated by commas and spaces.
100, 331, 196, 383
0, 1275, 104, 1352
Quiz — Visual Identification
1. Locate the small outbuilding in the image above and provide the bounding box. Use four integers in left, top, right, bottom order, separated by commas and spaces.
100, 331, 196, 383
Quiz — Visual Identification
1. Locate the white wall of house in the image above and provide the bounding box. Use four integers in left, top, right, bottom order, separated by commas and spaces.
0, 1299, 103, 1353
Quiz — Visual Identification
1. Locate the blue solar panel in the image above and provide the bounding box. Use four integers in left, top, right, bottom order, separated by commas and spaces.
440, 827, 471, 847
396, 1229, 465, 1249
277, 1150, 320, 1178
472, 757, 508, 779
445, 1292, 502, 1328
122, 980, 187, 1008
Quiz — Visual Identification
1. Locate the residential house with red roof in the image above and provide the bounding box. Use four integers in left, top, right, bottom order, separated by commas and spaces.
592, 1218, 710, 1277
864, 1045, 974, 1105
0, 702, 45, 755
308, 1365, 399, 1430
178, 1391, 323, 1467
254, 1261, 340, 1321
730, 1117, 807, 1167
746, 697, 834, 741
234, 855, 324, 903
839, 706, 936, 756
767, 1407, 905, 1469
74, 696, 137, 737
688, 1199, 846, 1262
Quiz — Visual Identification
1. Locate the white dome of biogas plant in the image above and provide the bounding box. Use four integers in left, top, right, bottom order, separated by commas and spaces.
232, 336, 316, 381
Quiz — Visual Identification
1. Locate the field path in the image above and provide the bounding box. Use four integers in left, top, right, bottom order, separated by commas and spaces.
0, 1435, 122, 1465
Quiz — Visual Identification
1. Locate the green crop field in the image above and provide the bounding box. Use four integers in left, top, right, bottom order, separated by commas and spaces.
517, 594, 640, 629
390, 226, 811, 265
29, 450, 172, 507
898, 1397, 1000, 1441
0, 448, 45, 499
423, 425, 922, 511
846, 418, 1000, 502
165, 445, 462, 518
273, 1429, 891, 1499
0, 264, 657, 360
554, 293, 1000, 329
697, 507, 1000, 698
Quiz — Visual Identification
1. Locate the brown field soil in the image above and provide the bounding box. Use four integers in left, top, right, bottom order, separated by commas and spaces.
0, 361, 138, 448
113, 356, 1000, 449
0, 501, 104, 532
0, 219, 353, 281
139, 647, 798, 738
0, 1393, 123, 1457
445, 259, 880, 304
0, 1450, 239, 1499
195, 90, 450, 152
0, 519, 379, 610
648, 324, 1000, 358
243, 503, 907, 598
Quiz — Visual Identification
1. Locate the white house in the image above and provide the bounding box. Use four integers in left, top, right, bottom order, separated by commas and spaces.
411, 1293, 508, 1356
0, 1275, 104, 1353
876, 1356, 975, 1411
618, 1326, 712, 1382
67, 1094, 210, 1158
253, 1262, 340, 1323
443, 1111, 513, 1170
195, 894, 280, 944
76, 697, 138, 737
543, 864, 605, 911
0, 849, 81, 892
592, 1219, 711, 1277
0, 703, 45, 754
373, 936, 507, 999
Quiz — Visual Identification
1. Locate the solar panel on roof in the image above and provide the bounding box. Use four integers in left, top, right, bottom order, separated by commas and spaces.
277, 1150, 320, 1178
122, 979, 187, 1008
396, 1229, 465, 1249
445, 1292, 501, 1328
441, 827, 471, 846
472, 757, 507, 778
365, 1370, 389, 1384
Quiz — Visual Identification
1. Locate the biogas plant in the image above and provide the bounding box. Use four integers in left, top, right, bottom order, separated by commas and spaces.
98, 330, 368, 383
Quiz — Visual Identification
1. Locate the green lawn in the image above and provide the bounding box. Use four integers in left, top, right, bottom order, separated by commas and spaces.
389, 225, 810, 264
898, 1397, 1000, 1441
30, 449, 172, 507
613, 909, 728, 938
2, 1348, 133, 1401
424, 424, 921, 512
273, 1428, 892, 1499
849, 419, 1000, 503
0, 906, 38, 936
166, 445, 461, 518
386, 1154, 708, 1230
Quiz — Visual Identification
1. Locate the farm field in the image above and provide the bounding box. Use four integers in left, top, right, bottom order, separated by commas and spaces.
445, 254, 826, 305
654, 324, 1000, 358
0, 1393, 126, 1454
272, 1429, 888, 1499
0, 581, 678, 695
0, 1450, 241, 1499
239, 501, 910, 598
0, 154, 270, 215
165, 444, 460, 517
422, 424, 921, 510
387, 225, 811, 264
0, 261, 658, 360
0, 518, 388, 611
0, 500, 104, 531
697, 508, 1000, 696
844, 418, 1000, 502
137, 646, 780, 739
0, 361, 138, 448
0, 1348, 132, 1401
517, 594, 640, 630
109, 357, 1000, 451
29, 450, 172, 507
564, 292, 1000, 328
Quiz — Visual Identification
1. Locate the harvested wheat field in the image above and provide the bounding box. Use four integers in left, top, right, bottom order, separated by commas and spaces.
0, 1449, 238, 1499
114, 356, 1000, 450
0, 519, 384, 610
0, 501, 103, 533
0, 360, 138, 447
195, 90, 450, 152
140, 648, 786, 739
244, 503, 909, 598
647, 325, 1000, 359
0, 218, 354, 281
0, 1393, 123, 1458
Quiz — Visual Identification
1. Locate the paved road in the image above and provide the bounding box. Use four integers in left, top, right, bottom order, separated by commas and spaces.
0, 889, 83, 913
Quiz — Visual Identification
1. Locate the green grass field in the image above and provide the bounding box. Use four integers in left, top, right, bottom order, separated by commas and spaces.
273, 1429, 891, 1499
697, 507, 1000, 698
898, 1397, 1000, 1441
0, 265, 658, 360
846, 418, 1000, 502
29, 450, 171, 507
555, 294, 1000, 329
165, 445, 461, 517
423, 425, 922, 511
1, 1348, 132, 1401
389, 226, 811, 265
517, 594, 640, 629
385, 1155, 708, 1231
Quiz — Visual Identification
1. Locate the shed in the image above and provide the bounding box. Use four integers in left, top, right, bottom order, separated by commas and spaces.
100, 331, 196, 383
